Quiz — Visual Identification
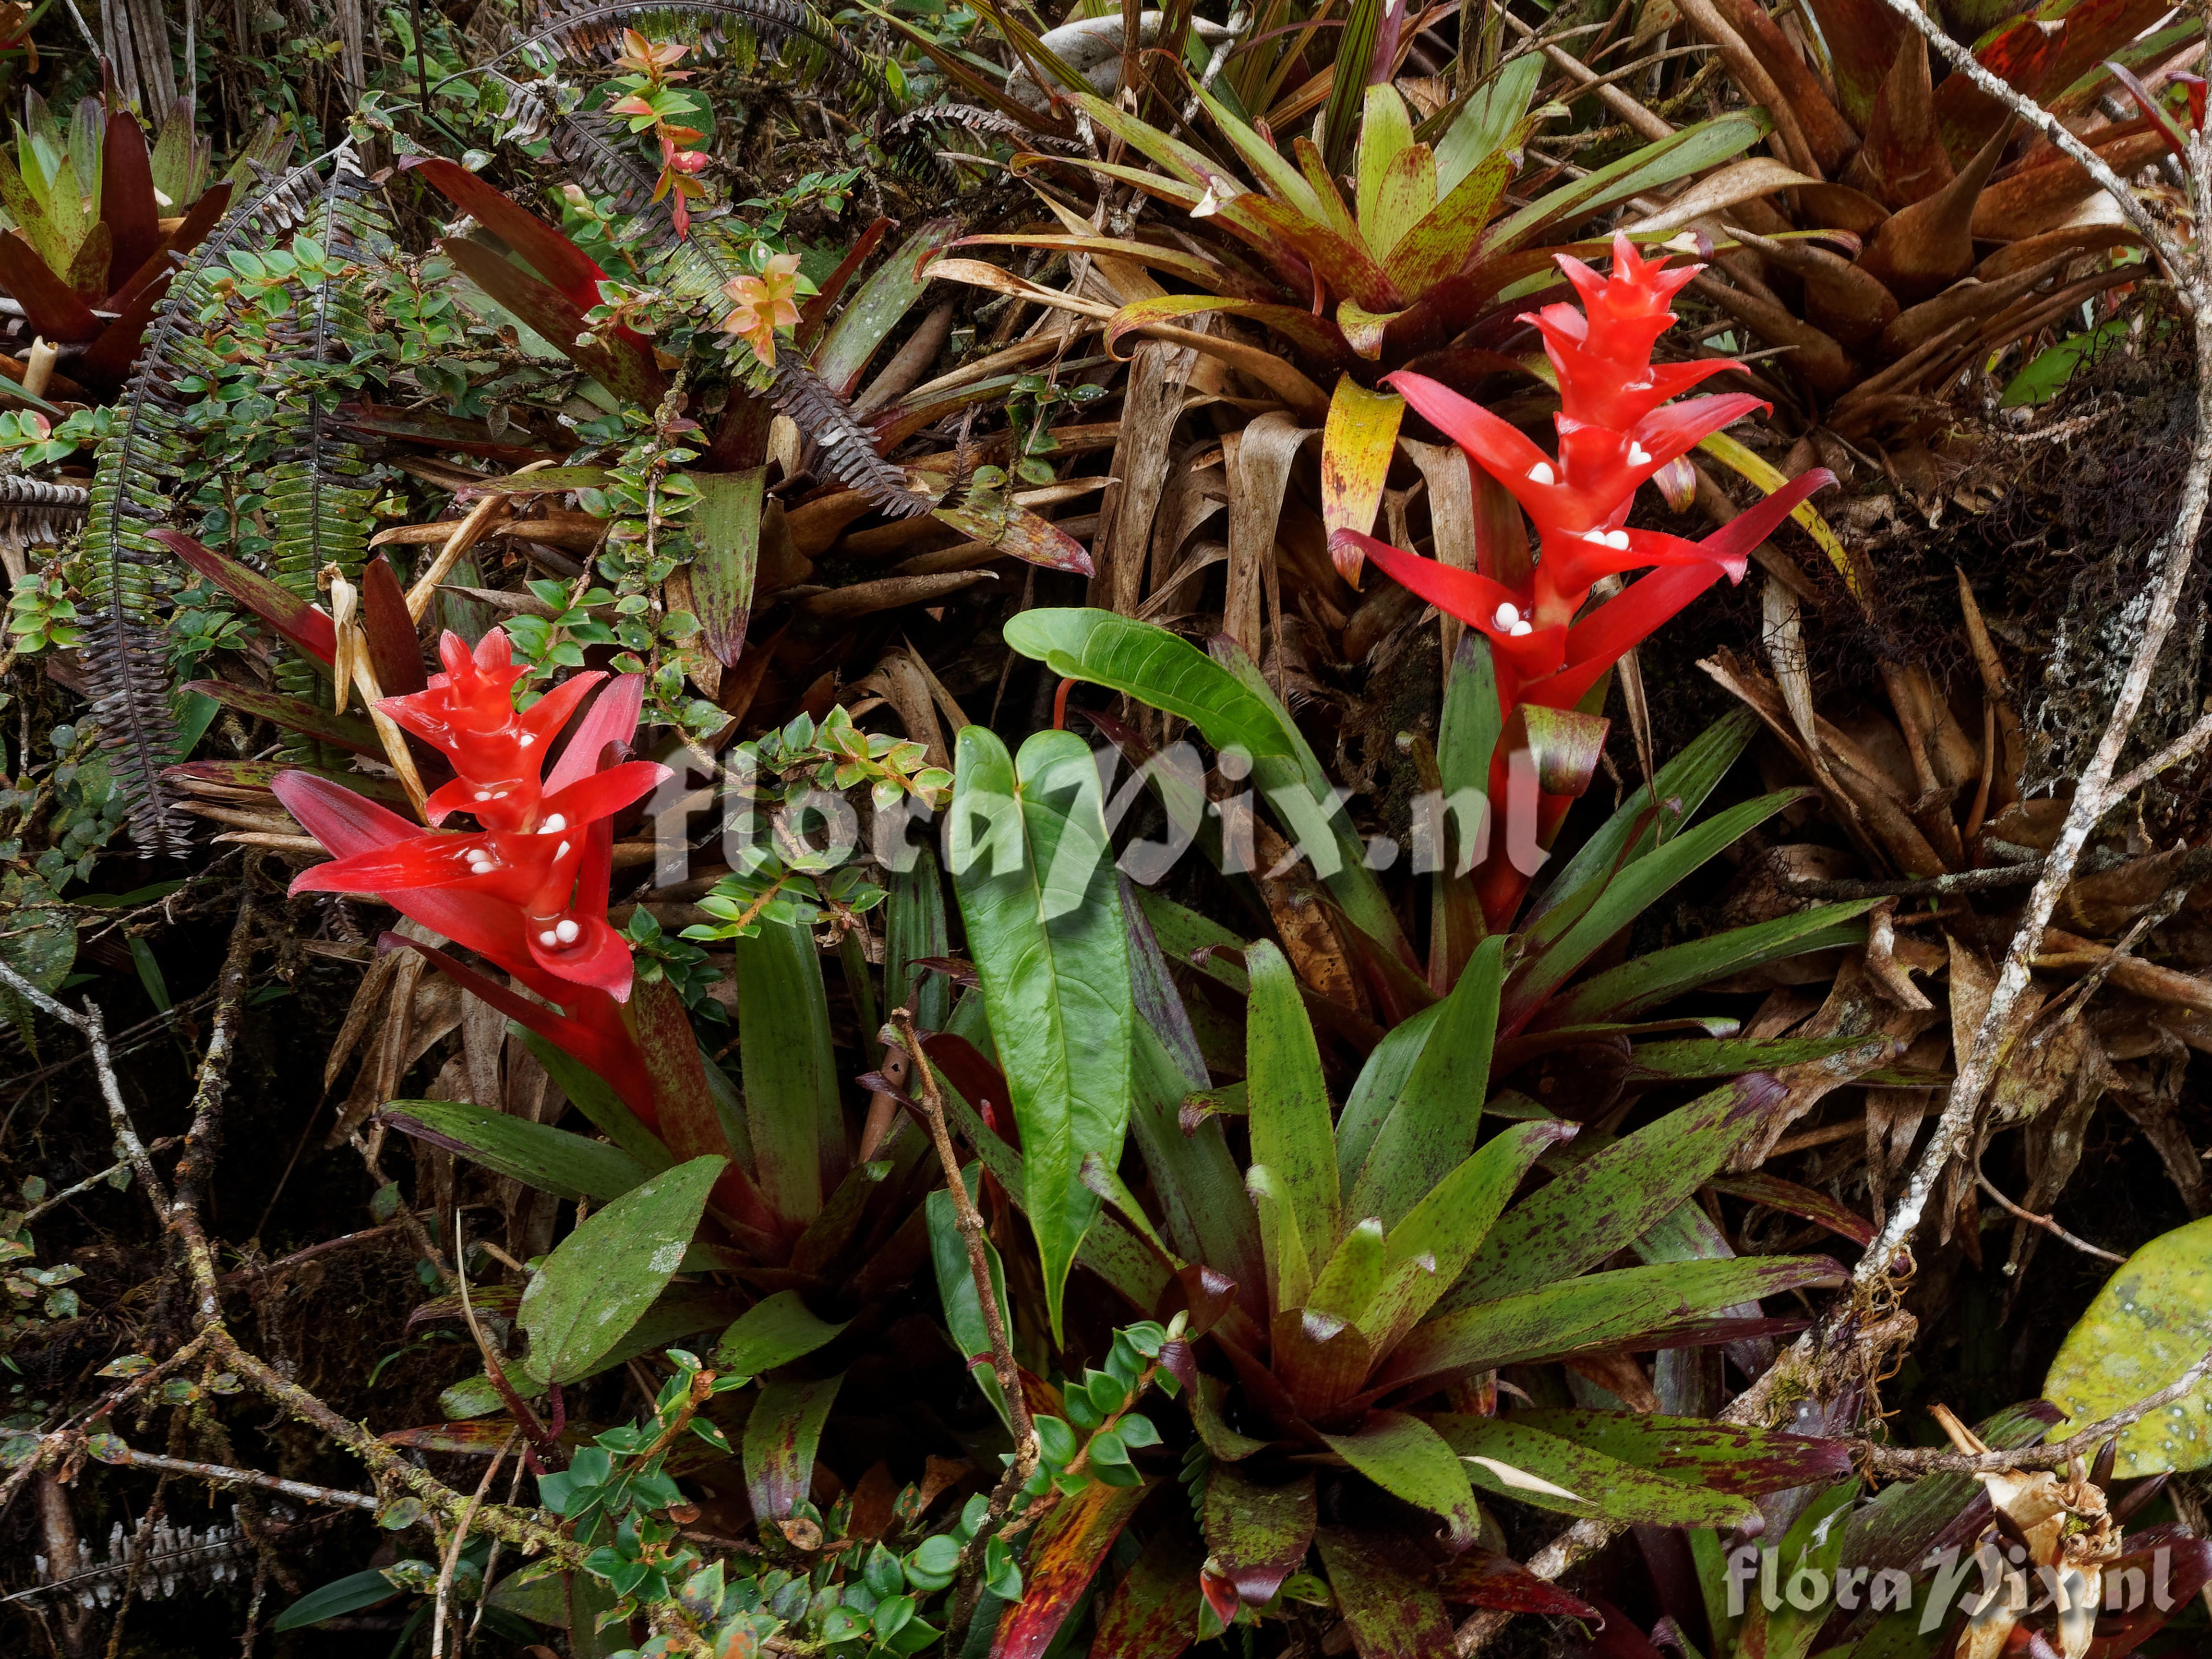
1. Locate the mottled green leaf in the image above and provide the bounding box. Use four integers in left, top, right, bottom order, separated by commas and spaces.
518, 1155, 723, 1384
2046, 1216, 2212, 1475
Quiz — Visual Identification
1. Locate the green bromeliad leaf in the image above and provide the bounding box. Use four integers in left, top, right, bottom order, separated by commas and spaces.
382, 1099, 648, 1203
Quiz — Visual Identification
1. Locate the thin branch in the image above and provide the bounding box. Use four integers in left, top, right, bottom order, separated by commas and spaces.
1779, 862, 2043, 900
1866, 0, 2198, 293
95, 1449, 382, 1513
1864, 1351, 2212, 1474
1975, 1171, 2127, 1264
432, 1433, 516, 1659
889, 1009, 1036, 1464
2112, 705, 2212, 797
14, 1138, 180, 1226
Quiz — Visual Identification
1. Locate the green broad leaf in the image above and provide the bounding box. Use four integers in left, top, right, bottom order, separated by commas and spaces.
2000, 317, 2128, 409
438, 1373, 507, 1419
1245, 940, 1341, 1286
1346, 936, 1505, 1230
1247, 1163, 1317, 1314
1335, 1002, 1445, 1186
383, 1100, 648, 1202
732, 917, 843, 1226
1360, 1120, 1573, 1357
510, 1025, 673, 1174
928, 1048, 1171, 1315
1002, 608, 1296, 758
713, 1289, 848, 1377
1489, 109, 1772, 253
1132, 888, 1249, 994
1310, 1218, 1388, 1325
742, 1371, 844, 1521
1130, 1022, 1263, 1303
1501, 790, 1805, 1030
1522, 710, 1755, 932
1320, 1409, 1482, 1549
927, 1177, 1014, 1430
949, 726, 1134, 1342
272, 1569, 400, 1631
1537, 901, 1878, 1030
1430, 1413, 1756, 1527
1379, 1255, 1845, 1395
2045, 1215, 2212, 1475
1449, 1073, 1789, 1308
1499, 1408, 1854, 1496
518, 1155, 724, 1384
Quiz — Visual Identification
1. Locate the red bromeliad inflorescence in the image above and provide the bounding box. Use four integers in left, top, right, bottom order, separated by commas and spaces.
1330, 233, 1836, 921
270, 630, 671, 1121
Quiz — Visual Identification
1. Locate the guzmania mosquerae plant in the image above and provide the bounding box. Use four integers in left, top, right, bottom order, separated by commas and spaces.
1330, 233, 1837, 924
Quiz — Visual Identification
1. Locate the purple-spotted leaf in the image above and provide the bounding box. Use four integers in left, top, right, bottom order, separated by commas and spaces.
991, 1478, 1151, 1659
931, 499, 1094, 576
1319, 1410, 1481, 1549
1432, 1413, 1758, 1527
1449, 1073, 1792, 1306
1202, 1468, 1315, 1605
1312, 1527, 1458, 1659
1321, 376, 1405, 585
1088, 1520, 1202, 1658
742, 1370, 844, 1521
1496, 1408, 1853, 1496
1378, 1255, 1847, 1395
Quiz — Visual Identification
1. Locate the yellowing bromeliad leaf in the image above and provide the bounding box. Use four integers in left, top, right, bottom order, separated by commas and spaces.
2045, 1216, 2212, 1477
1321, 376, 1405, 577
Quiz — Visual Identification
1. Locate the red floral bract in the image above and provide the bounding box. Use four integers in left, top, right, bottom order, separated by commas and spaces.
272, 630, 672, 1118
1329, 233, 1838, 922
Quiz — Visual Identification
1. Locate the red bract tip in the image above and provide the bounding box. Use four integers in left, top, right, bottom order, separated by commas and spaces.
275, 632, 665, 1103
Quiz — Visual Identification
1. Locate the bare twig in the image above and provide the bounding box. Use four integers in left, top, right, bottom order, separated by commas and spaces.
889, 1009, 1036, 1464
94, 1449, 381, 1513
2111, 706, 2212, 797
1863, 1351, 2212, 1474
14, 1138, 180, 1226
890, 1005, 1038, 1639
1975, 1171, 2128, 1265
1779, 862, 2043, 900
432, 1432, 516, 1659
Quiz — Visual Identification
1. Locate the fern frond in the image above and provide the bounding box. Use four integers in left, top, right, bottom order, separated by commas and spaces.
768, 357, 932, 517
264, 149, 393, 765
82, 150, 358, 854
482, 0, 896, 112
